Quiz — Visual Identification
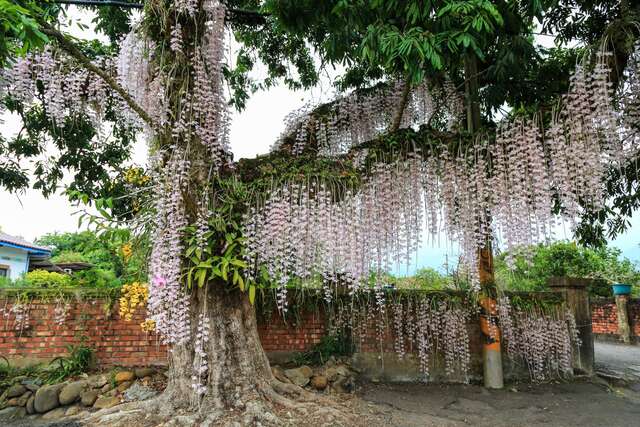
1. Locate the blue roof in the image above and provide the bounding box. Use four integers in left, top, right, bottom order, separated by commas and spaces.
0, 232, 51, 255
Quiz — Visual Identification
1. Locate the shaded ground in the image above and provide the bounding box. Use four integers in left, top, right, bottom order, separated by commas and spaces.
356, 380, 640, 427
5, 379, 640, 426
5, 343, 640, 426
595, 341, 640, 384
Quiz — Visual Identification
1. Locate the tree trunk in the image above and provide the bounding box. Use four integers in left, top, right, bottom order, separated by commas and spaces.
165, 285, 274, 410
157, 286, 354, 426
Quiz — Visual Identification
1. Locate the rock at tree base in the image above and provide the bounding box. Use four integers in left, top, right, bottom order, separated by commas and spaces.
24, 383, 40, 392
6, 384, 27, 398
271, 366, 291, 384
65, 404, 83, 416
80, 390, 99, 406
26, 395, 35, 414
115, 371, 136, 383
87, 374, 109, 388
135, 367, 155, 378
93, 395, 121, 409
123, 383, 158, 402
117, 381, 133, 392
334, 365, 351, 377
34, 383, 63, 413
6, 391, 31, 407
0, 406, 26, 421
324, 367, 340, 382
332, 376, 355, 394
284, 366, 313, 387
311, 375, 328, 391
21, 378, 42, 390
101, 383, 114, 393
42, 407, 66, 420
59, 380, 87, 405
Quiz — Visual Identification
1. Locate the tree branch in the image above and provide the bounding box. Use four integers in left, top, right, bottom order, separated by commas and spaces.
37, 20, 157, 129
389, 81, 411, 133
51, 1, 270, 25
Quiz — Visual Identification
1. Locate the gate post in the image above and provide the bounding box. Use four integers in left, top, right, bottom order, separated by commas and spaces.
548, 276, 594, 375
615, 294, 631, 344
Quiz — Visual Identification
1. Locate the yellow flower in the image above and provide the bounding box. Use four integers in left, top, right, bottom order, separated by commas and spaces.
121, 243, 132, 260
119, 282, 149, 322
141, 319, 156, 332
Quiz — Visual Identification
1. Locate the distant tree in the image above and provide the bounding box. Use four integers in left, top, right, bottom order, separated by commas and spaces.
495, 241, 640, 297
35, 230, 146, 282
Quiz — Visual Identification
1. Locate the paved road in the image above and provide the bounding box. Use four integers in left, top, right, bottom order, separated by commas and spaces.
594, 341, 640, 382
358, 381, 640, 427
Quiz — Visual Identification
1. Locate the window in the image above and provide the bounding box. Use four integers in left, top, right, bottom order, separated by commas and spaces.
0, 267, 8, 278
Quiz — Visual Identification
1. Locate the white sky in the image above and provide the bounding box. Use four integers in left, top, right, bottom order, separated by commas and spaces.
0, 8, 638, 272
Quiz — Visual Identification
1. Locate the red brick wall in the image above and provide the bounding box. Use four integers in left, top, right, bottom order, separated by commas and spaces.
0, 299, 167, 367
591, 298, 640, 337
257, 310, 326, 353
0, 298, 328, 367
3, 296, 619, 369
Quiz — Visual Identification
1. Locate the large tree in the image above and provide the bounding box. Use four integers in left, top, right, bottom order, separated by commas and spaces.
1, 0, 639, 424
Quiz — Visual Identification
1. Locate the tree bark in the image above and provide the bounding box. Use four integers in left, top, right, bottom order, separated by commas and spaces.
165, 285, 275, 410
464, 54, 481, 134
159, 286, 356, 425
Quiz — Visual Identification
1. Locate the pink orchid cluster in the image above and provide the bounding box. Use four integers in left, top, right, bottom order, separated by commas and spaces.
53, 299, 71, 326
331, 295, 473, 382
148, 150, 192, 345
192, 311, 211, 397
497, 296, 579, 381
273, 78, 464, 156
1, 49, 128, 129
248, 48, 637, 296
244, 157, 425, 307
1, 302, 31, 333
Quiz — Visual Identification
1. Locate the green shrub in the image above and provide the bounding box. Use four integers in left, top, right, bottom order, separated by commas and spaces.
495, 241, 640, 297
24, 270, 72, 288
71, 268, 120, 288
44, 345, 94, 384
292, 333, 352, 366
0, 345, 94, 390
51, 251, 88, 263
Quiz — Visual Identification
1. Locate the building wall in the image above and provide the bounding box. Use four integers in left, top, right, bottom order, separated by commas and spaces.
0, 247, 29, 280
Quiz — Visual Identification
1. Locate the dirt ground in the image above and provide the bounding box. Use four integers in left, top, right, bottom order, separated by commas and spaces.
5, 378, 640, 426
355, 379, 640, 427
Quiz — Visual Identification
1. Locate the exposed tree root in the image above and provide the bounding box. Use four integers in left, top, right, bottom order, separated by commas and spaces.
78, 380, 377, 427
78, 288, 377, 426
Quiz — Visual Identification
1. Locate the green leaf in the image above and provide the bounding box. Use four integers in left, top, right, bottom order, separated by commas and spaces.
197, 269, 207, 288
249, 284, 256, 305
230, 259, 247, 268
221, 263, 228, 281
233, 269, 239, 285
187, 267, 195, 289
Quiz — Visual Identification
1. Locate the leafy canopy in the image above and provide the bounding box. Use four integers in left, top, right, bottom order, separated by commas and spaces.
0, 0, 638, 249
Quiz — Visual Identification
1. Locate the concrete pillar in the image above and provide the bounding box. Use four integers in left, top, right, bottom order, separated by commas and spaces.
479, 245, 503, 389
615, 294, 631, 344
548, 276, 594, 375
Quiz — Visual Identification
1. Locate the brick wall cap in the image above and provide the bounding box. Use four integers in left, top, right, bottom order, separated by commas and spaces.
548, 276, 593, 289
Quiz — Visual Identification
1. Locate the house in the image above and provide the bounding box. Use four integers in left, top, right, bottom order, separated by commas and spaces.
0, 232, 51, 280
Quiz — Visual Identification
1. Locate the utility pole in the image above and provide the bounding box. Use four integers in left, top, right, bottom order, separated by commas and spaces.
464, 54, 504, 389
